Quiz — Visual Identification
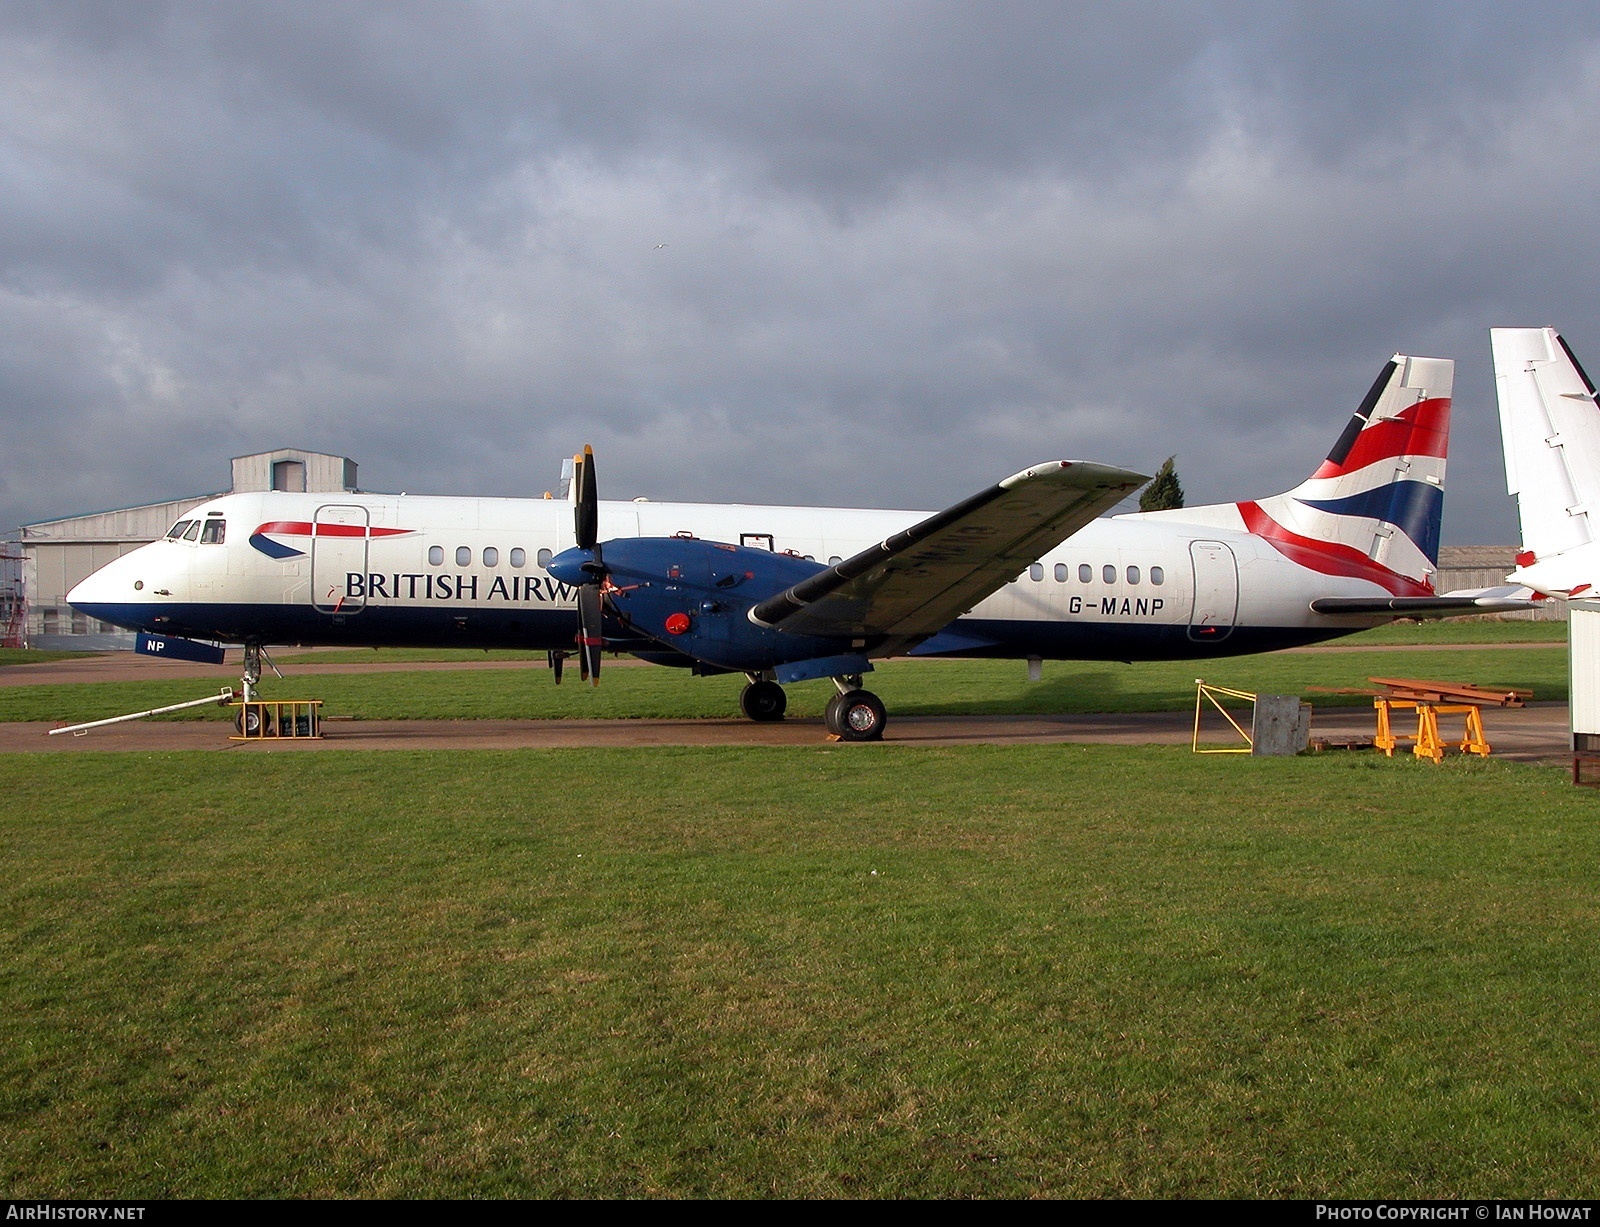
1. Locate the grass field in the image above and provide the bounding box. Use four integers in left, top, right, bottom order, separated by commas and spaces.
0, 648, 94, 667
1, 747, 1596, 1198
255, 617, 1568, 661
1337, 618, 1567, 645
0, 647, 1570, 726
3, 622, 1588, 1197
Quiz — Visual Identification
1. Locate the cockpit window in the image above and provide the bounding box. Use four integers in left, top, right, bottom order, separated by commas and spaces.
166, 520, 194, 540
181, 521, 203, 541
200, 520, 226, 544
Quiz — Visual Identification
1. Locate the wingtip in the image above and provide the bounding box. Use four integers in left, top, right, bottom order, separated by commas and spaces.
1000, 460, 1151, 490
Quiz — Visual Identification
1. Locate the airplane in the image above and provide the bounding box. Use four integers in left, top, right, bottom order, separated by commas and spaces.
1490, 326, 1600, 600
67, 350, 1526, 740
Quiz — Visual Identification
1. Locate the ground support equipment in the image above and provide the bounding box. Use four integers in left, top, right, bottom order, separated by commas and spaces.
231, 699, 323, 740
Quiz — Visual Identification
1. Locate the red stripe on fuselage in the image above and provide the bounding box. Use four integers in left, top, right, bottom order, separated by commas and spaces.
1237, 501, 1432, 597
254, 521, 415, 539
1310, 397, 1450, 480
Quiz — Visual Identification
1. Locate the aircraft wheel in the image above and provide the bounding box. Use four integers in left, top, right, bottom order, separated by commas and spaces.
824, 691, 848, 736
834, 690, 887, 742
235, 706, 263, 736
739, 680, 787, 722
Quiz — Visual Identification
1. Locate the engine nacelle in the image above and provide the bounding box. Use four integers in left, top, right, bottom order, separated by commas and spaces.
550, 537, 855, 672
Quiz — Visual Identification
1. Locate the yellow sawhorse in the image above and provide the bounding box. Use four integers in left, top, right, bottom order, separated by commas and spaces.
1373, 698, 1490, 764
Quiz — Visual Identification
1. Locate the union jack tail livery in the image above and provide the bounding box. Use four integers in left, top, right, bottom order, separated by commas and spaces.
1134, 355, 1452, 598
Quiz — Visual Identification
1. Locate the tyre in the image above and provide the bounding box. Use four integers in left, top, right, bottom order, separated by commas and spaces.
739, 680, 787, 722
834, 690, 886, 742
236, 705, 264, 736
824, 691, 848, 736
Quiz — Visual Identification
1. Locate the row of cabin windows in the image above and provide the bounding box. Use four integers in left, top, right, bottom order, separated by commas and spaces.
165, 518, 226, 544
1017, 563, 1165, 585
426, 547, 845, 569
426, 545, 556, 569
156, 518, 1163, 593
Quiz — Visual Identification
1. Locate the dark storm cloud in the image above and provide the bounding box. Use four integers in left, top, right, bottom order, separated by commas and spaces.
4, 1, 1600, 545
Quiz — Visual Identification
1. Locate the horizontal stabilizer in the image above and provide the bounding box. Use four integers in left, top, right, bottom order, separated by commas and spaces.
751, 460, 1147, 649
1309, 585, 1541, 618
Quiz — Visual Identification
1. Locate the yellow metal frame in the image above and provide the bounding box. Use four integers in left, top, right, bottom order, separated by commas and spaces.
230, 699, 323, 741
1192, 679, 1257, 754
1373, 698, 1489, 764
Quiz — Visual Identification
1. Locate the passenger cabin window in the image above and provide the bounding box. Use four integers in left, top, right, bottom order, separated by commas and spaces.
483, 547, 499, 567
200, 520, 226, 544
1102, 564, 1116, 584
1078, 563, 1092, 583
1029, 563, 1044, 581
828, 556, 842, 565
1054, 563, 1068, 582
455, 546, 471, 567
537, 548, 553, 568
166, 520, 194, 540
1151, 566, 1164, 585
1126, 565, 1139, 585
510, 548, 526, 568
428, 546, 444, 566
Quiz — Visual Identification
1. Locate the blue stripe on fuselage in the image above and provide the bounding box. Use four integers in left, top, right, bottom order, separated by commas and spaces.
248, 533, 306, 560
70, 600, 1367, 660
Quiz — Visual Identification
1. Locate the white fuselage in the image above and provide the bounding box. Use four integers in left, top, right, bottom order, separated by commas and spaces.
68, 488, 1391, 662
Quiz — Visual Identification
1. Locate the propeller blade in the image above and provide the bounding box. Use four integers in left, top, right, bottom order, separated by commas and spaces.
548, 649, 565, 685
576, 582, 604, 686
574, 444, 598, 551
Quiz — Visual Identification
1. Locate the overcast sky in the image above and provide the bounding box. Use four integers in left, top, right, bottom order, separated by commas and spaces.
5, 1, 1600, 544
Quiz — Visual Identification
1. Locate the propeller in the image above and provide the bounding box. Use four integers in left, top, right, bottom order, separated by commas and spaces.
571, 445, 605, 685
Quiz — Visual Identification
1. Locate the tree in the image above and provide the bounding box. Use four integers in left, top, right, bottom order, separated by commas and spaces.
1139, 456, 1185, 512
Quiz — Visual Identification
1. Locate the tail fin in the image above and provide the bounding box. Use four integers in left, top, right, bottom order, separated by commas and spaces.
1491, 327, 1600, 594
1134, 355, 1452, 596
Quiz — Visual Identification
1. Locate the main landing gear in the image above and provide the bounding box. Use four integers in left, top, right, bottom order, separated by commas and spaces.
737, 673, 887, 740
824, 674, 886, 742
824, 688, 886, 741
739, 677, 788, 721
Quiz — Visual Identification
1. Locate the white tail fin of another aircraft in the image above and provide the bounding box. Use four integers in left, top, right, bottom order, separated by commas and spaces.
1134, 354, 1453, 596
1491, 326, 1600, 597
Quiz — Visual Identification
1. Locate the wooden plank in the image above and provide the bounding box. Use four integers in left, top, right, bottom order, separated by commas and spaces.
1367, 677, 1531, 707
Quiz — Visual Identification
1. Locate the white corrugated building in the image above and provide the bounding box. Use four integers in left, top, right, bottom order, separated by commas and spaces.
14, 449, 357, 649
1433, 546, 1564, 621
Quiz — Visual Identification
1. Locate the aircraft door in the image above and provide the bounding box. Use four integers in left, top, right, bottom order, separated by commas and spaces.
311, 504, 370, 614
1187, 540, 1238, 642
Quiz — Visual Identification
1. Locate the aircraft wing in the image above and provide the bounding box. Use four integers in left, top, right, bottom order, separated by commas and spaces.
749, 460, 1148, 651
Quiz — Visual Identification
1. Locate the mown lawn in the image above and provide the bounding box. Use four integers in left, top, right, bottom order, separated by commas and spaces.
0, 648, 1569, 725
1, 747, 1595, 1198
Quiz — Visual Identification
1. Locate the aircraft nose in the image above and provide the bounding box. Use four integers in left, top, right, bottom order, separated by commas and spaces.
67, 548, 157, 628
67, 569, 114, 607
